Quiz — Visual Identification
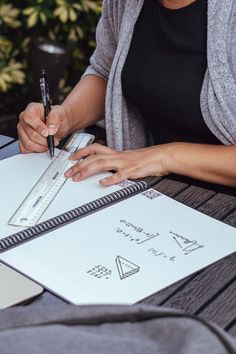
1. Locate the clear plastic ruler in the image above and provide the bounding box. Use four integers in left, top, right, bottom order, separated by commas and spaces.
8, 132, 94, 227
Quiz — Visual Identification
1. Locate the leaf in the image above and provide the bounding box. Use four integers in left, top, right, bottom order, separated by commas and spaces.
1, 72, 12, 82
10, 62, 24, 70
73, 4, 82, 11
56, 0, 65, 6
0, 0, 102, 96
0, 77, 8, 92
11, 70, 25, 84
8, 8, 19, 18
88, 39, 96, 48
76, 26, 84, 39
0, 4, 21, 28
59, 9, 68, 23
40, 12, 47, 24
54, 7, 65, 17
4, 17, 21, 28
0, 4, 12, 17
68, 28, 77, 41
69, 8, 77, 22
48, 30, 56, 41
21, 37, 31, 51
27, 11, 38, 28
22, 7, 35, 16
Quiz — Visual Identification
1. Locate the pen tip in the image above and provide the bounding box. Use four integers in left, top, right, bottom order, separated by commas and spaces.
49, 149, 54, 159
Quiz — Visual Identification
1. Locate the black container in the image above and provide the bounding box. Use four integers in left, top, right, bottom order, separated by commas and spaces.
30, 40, 68, 103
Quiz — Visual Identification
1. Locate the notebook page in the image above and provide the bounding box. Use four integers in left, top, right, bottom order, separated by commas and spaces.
0, 152, 122, 238
1, 187, 236, 304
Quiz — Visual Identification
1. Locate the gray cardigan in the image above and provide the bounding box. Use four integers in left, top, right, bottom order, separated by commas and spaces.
84, 0, 236, 150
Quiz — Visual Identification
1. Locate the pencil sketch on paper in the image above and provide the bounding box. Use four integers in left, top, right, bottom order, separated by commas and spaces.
117, 219, 159, 245
170, 231, 204, 255
115, 256, 140, 280
87, 265, 112, 280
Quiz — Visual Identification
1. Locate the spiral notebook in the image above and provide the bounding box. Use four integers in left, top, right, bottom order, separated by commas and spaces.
0, 152, 236, 304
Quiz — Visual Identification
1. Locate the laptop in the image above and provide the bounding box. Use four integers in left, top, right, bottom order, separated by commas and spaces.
0, 262, 43, 309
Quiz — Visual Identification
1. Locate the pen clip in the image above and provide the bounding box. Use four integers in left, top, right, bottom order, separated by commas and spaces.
40, 77, 47, 107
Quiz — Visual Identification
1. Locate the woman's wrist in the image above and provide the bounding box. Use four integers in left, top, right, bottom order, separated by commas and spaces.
61, 101, 91, 137
156, 142, 181, 176
164, 142, 192, 176
140, 143, 179, 177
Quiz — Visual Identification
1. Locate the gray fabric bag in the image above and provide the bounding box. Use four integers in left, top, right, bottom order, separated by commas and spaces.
0, 304, 235, 354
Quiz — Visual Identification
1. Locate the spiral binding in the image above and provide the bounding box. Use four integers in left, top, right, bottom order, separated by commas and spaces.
0, 180, 148, 253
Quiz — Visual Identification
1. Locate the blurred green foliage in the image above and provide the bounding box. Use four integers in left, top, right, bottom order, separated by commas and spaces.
0, 0, 102, 114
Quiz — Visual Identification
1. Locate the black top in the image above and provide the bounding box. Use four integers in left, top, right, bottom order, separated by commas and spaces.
121, 0, 221, 145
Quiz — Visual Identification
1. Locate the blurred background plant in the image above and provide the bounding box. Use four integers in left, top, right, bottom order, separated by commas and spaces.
0, 0, 102, 136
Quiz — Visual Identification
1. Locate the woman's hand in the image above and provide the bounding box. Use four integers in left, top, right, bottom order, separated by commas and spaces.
65, 142, 236, 187
17, 76, 107, 154
65, 143, 171, 186
17, 103, 72, 153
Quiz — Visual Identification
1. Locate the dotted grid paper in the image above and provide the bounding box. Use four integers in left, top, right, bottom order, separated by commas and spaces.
1, 154, 236, 305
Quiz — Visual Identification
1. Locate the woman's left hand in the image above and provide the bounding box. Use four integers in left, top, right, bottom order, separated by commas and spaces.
65, 143, 171, 186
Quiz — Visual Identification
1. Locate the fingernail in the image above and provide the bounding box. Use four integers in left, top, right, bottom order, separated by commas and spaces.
55, 139, 59, 146
65, 168, 72, 177
72, 173, 80, 181
48, 124, 57, 135
100, 179, 107, 186
41, 129, 48, 137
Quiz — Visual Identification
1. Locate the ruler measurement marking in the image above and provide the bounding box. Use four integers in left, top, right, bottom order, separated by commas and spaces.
8, 133, 95, 227
1, 181, 148, 253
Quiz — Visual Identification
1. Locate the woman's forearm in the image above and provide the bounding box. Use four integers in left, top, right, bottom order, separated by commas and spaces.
63, 140, 236, 187
167, 142, 236, 187
62, 75, 107, 134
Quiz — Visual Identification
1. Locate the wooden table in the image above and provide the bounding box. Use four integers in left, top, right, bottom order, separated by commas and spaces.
1, 135, 236, 337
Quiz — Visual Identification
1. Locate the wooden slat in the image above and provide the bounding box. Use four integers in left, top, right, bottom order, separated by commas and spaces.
198, 193, 236, 220
140, 275, 196, 305
223, 210, 236, 227
174, 185, 216, 209
228, 323, 236, 337
154, 178, 188, 197
143, 176, 162, 187
157, 254, 236, 313
198, 280, 236, 329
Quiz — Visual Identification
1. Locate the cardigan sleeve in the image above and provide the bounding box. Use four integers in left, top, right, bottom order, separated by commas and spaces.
83, 0, 122, 80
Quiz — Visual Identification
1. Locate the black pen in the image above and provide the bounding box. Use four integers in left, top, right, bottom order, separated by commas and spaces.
40, 69, 55, 158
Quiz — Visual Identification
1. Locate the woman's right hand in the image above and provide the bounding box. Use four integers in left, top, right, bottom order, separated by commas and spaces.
17, 103, 71, 153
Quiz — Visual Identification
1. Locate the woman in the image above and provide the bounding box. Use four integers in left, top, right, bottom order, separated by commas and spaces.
18, 0, 236, 188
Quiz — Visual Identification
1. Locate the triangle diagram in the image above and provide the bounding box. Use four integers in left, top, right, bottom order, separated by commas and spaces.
115, 256, 140, 280
171, 232, 203, 255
